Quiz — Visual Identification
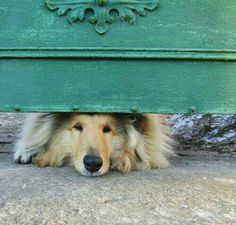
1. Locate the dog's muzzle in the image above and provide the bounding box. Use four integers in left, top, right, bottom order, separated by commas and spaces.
83, 155, 103, 173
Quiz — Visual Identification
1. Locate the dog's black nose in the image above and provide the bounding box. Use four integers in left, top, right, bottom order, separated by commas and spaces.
83, 155, 103, 173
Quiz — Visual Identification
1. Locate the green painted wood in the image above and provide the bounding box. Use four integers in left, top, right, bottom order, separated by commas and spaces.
0, 0, 236, 113
1, 0, 236, 50
1, 48, 236, 61
0, 59, 235, 113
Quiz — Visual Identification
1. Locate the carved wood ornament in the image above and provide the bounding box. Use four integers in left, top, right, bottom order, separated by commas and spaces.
45, 0, 160, 34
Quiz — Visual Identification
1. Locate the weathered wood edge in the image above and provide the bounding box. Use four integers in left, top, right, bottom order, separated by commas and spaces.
1, 106, 235, 114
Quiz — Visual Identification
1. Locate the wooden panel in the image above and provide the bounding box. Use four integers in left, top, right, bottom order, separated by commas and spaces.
0, 59, 235, 113
1, 0, 236, 51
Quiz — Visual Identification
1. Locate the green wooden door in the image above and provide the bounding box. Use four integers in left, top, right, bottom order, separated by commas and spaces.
0, 0, 236, 113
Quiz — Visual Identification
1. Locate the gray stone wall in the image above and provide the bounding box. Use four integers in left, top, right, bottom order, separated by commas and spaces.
0, 113, 24, 153
169, 114, 236, 153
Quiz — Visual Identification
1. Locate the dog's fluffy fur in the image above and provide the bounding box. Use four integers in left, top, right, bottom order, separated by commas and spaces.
14, 113, 174, 176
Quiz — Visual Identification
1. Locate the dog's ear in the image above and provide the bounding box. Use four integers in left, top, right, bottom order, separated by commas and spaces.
128, 114, 149, 135
114, 113, 138, 123
126, 114, 147, 124
127, 115, 137, 123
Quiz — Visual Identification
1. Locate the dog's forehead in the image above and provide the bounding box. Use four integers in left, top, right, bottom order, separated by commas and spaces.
73, 113, 115, 124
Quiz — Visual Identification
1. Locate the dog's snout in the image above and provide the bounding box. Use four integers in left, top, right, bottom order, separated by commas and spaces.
83, 155, 103, 173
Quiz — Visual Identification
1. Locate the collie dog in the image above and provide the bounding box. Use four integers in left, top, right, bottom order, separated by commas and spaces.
14, 113, 174, 176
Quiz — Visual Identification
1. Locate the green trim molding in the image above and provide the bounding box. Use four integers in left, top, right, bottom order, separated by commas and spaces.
1, 48, 236, 61
45, 0, 159, 34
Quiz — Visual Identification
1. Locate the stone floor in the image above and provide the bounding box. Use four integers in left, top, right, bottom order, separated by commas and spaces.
0, 151, 235, 225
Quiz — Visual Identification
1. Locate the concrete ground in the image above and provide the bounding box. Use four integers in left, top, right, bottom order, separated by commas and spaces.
0, 151, 235, 225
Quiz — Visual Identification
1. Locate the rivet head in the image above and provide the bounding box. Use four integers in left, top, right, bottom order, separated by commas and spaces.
72, 105, 79, 111
131, 106, 139, 113
97, 0, 107, 7
14, 105, 21, 112
188, 106, 196, 113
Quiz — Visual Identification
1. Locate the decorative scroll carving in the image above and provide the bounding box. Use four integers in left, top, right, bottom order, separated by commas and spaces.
45, 0, 159, 34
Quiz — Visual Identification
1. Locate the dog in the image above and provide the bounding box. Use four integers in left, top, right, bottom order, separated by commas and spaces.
14, 113, 174, 176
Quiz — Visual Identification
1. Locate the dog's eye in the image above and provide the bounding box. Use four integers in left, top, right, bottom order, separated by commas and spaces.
74, 123, 83, 132
103, 126, 111, 133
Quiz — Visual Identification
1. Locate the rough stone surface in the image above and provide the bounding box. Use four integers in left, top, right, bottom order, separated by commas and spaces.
169, 114, 236, 144
0, 113, 24, 153
169, 114, 236, 152
0, 152, 236, 225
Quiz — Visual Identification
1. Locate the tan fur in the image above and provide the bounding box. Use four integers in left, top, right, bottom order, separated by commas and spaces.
14, 113, 175, 176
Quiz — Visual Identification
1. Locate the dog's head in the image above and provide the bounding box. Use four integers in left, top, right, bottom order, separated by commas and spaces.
33, 113, 172, 176
66, 113, 143, 176
69, 114, 116, 176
